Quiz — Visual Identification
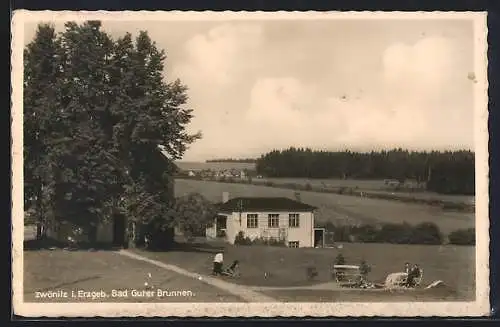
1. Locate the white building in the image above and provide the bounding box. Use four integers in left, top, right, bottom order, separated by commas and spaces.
206, 192, 323, 248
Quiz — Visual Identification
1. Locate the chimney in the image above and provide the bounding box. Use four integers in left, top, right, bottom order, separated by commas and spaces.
294, 192, 302, 202
222, 192, 230, 203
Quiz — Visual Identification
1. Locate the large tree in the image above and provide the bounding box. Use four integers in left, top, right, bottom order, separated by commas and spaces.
24, 21, 200, 244
23, 23, 63, 239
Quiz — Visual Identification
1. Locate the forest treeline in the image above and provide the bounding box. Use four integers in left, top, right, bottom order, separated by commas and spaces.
255, 148, 475, 195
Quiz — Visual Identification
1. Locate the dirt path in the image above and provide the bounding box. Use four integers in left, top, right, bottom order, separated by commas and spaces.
119, 250, 276, 303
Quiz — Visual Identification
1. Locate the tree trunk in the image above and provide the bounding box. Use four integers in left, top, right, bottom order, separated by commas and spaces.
35, 182, 45, 240
127, 221, 136, 248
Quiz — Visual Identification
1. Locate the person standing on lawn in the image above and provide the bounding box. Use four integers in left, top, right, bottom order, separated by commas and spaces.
213, 249, 224, 276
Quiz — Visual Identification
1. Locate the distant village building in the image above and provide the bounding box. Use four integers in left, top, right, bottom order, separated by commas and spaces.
384, 179, 400, 187
206, 192, 324, 248
240, 170, 247, 180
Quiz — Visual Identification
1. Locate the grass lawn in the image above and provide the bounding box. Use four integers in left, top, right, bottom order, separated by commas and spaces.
260, 287, 461, 302
175, 179, 474, 235
23, 247, 244, 303
134, 241, 475, 302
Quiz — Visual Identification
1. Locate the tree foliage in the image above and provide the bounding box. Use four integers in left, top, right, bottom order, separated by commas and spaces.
24, 21, 200, 242
174, 192, 217, 237
256, 147, 474, 195
334, 253, 346, 265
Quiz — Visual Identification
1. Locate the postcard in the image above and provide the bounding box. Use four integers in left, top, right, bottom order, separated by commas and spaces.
11, 10, 490, 317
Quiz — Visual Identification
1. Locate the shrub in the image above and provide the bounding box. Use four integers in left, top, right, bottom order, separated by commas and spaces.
359, 259, 371, 277
306, 266, 318, 280
410, 222, 443, 245
332, 225, 352, 242
352, 224, 378, 243
267, 237, 286, 247
234, 231, 252, 245
448, 228, 475, 245
142, 225, 175, 250
235, 234, 286, 247
335, 253, 346, 265
323, 221, 444, 245
374, 222, 414, 244
252, 236, 286, 247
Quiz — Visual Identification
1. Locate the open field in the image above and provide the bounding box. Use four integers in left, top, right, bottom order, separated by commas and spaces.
23, 247, 244, 302
252, 177, 474, 205
173, 161, 474, 205
134, 241, 475, 301
175, 179, 475, 235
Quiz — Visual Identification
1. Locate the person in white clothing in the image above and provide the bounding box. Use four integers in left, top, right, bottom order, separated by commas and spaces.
213, 250, 224, 275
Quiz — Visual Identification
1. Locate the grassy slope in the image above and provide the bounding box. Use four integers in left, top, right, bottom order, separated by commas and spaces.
23, 249, 243, 302
175, 179, 474, 235
174, 161, 474, 204
255, 177, 474, 204
135, 242, 475, 301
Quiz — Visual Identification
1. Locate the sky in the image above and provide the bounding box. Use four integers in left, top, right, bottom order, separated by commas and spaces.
24, 18, 476, 162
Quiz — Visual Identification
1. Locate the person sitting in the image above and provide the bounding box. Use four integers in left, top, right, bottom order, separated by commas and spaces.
404, 262, 411, 275
222, 260, 240, 277
406, 264, 422, 287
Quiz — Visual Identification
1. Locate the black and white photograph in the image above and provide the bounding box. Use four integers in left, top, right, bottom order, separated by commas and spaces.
11, 11, 489, 317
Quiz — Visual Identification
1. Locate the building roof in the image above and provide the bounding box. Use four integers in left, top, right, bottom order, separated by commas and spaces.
216, 197, 317, 213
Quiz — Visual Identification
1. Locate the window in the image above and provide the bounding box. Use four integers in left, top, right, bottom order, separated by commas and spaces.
247, 214, 258, 228
289, 214, 300, 228
216, 216, 227, 229
268, 214, 280, 228
288, 241, 299, 248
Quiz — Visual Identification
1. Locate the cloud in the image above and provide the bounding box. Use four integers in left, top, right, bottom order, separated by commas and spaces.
173, 23, 264, 88
245, 77, 348, 149
238, 35, 473, 155
382, 36, 464, 108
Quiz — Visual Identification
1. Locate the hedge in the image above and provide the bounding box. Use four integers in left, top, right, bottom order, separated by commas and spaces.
448, 228, 475, 245
318, 221, 445, 245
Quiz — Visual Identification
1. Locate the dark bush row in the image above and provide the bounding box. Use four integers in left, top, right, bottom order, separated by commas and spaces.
319, 222, 475, 246
448, 228, 475, 245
